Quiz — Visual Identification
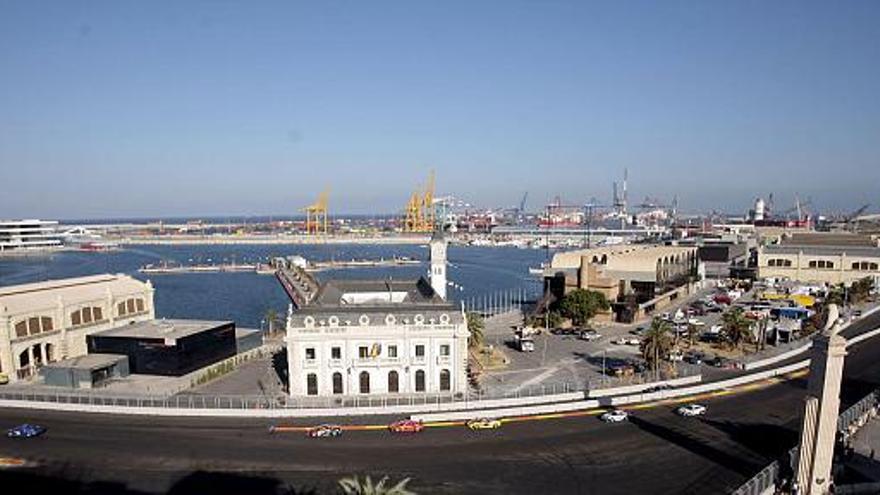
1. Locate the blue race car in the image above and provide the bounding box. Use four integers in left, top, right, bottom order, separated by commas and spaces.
6, 424, 46, 438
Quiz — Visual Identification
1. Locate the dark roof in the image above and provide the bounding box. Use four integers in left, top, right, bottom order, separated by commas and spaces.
781, 233, 877, 247
94, 319, 233, 340
43, 353, 128, 371
312, 277, 444, 307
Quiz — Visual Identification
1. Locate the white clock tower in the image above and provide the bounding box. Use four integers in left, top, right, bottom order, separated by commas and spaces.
429, 231, 448, 300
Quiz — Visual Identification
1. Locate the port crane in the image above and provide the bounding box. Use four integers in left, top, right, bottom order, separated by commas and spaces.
403, 171, 436, 232
302, 189, 329, 235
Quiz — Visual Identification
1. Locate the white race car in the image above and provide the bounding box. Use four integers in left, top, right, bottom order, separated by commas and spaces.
600, 410, 629, 423
676, 404, 707, 417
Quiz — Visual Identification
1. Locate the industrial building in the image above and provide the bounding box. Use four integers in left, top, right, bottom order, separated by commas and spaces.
87, 319, 237, 376
283, 232, 469, 397
0, 274, 155, 383
758, 233, 880, 285
543, 244, 701, 323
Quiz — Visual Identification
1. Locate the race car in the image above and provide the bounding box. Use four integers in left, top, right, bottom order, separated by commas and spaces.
306, 424, 343, 438
676, 404, 707, 417
466, 418, 502, 430
388, 419, 424, 434
599, 410, 629, 423
6, 423, 46, 439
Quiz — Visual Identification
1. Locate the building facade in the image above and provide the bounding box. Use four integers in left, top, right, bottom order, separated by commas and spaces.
543, 244, 701, 323
0, 274, 155, 382
758, 233, 880, 285
284, 235, 470, 398
0, 219, 62, 253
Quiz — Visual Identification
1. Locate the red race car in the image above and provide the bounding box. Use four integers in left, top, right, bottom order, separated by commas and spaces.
388, 419, 424, 434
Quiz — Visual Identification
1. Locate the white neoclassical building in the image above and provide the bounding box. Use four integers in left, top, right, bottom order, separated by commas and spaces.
0, 274, 155, 382
284, 233, 469, 398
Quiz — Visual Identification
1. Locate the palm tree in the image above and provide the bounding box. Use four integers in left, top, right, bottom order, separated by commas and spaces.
685, 322, 700, 349
721, 308, 753, 351
640, 318, 674, 371
264, 308, 282, 336
466, 312, 485, 349
338, 475, 416, 495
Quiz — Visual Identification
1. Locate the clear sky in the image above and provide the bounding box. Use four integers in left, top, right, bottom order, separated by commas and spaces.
1, 1, 878, 219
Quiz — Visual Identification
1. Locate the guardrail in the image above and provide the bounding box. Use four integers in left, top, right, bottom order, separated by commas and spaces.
731, 388, 880, 495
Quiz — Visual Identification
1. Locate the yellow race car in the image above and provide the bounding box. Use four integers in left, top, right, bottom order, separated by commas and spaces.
466, 418, 502, 430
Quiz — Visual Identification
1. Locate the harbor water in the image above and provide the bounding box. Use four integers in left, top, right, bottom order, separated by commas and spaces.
0, 244, 547, 328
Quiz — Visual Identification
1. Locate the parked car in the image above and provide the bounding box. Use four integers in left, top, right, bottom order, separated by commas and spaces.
579, 330, 601, 341
466, 418, 502, 430
666, 351, 684, 362
306, 424, 343, 438
683, 352, 704, 365
645, 383, 673, 393
389, 419, 425, 434
608, 363, 635, 377
676, 404, 707, 417
0, 373, 9, 385
600, 410, 629, 423
630, 326, 647, 336
6, 423, 46, 439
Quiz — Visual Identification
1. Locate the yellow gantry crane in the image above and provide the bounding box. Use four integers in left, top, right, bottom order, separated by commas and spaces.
302, 189, 329, 235
403, 171, 435, 232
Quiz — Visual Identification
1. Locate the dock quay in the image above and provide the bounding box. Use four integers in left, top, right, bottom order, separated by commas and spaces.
138, 257, 422, 275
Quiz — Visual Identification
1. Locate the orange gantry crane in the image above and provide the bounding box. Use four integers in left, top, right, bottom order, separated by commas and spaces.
403, 171, 435, 232
302, 189, 329, 235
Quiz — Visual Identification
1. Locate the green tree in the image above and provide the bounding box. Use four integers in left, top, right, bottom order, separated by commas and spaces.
338, 475, 416, 495
466, 312, 485, 349
721, 307, 754, 351
640, 318, 674, 371
556, 289, 610, 327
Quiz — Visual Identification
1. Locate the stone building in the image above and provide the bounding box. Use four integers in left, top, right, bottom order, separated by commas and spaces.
0, 274, 154, 382
758, 233, 880, 285
283, 233, 469, 398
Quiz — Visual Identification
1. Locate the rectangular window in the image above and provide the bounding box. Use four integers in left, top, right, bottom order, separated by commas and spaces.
415, 345, 425, 357
331, 347, 342, 360
359, 346, 369, 359
440, 344, 450, 356
136, 299, 145, 312
388, 345, 398, 358
126, 299, 135, 314
305, 348, 316, 360
93, 307, 103, 321
117, 302, 126, 316
71, 311, 82, 326
82, 307, 93, 324
15, 321, 27, 338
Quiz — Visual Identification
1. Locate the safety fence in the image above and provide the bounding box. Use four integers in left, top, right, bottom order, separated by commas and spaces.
460, 282, 543, 318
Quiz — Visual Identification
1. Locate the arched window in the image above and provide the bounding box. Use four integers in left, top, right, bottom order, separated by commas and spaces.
332, 372, 344, 395
306, 373, 318, 396
18, 350, 29, 368
14, 320, 28, 338
45, 343, 54, 363
439, 369, 451, 391
28, 317, 40, 336
415, 370, 426, 392
388, 370, 399, 393
359, 371, 370, 394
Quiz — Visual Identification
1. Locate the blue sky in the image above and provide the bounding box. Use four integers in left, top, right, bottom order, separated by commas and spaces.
1, 1, 878, 219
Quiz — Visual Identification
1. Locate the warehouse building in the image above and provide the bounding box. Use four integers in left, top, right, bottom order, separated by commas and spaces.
543, 244, 701, 323
758, 233, 880, 285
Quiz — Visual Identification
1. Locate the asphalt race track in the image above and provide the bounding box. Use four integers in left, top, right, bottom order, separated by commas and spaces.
1, 312, 879, 495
